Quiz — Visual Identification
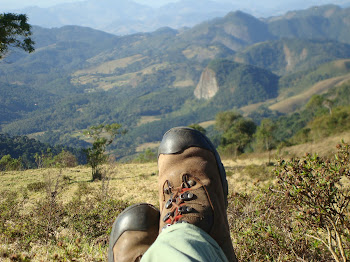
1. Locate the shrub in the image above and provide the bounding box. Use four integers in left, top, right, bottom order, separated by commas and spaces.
53, 150, 78, 168
65, 197, 129, 242
133, 148, 157, 163
0, 155, 22, 171
229, 142, 350, 261
229, 191, 330, 261
0, 171, 129, 259
27, 181, 46, 192
273, 142, 350, 262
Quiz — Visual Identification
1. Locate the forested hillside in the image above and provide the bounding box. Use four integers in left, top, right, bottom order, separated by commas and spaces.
1, 4, 350, 158
0, 134, 86, 169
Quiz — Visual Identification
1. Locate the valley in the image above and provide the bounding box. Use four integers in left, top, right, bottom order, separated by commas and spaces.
1, 3, 350, 261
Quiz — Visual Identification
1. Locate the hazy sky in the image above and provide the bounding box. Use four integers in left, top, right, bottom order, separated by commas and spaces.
2, 0, 178, 10
2, 0, 348, 11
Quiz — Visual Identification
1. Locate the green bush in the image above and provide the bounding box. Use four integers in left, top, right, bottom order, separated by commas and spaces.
229, 191, 330, 261
229, 142, 350, 261
133, 148, 157, 163
53, 150, 78, 168
0, 155, 22, 171
273, 143, 350, 261
27, 181, 46, 192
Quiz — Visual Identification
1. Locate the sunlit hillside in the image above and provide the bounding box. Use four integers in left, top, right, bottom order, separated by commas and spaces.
1, 132, 349, 261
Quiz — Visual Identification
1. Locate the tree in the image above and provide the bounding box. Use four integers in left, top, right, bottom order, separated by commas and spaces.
215, 111, 256, 156
215, 111, 242, 133
84, 123, 125, 181
0, 13, 35, 59
254, 118, 277, 163
188, 124, 207, 135
0, 154, 22, 171
305, 94, 324, 113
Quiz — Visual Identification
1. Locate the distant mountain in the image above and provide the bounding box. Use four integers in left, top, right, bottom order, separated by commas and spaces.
234, 39, 350, 75
267, 5, 350, 43
177, 11, 275, 52
105, 0, 242, 35
2, 4, 350, 157
204, 59, 279, 108
21, 0, 152, 34
16, 0, 241, 35
9, 0, 350, 35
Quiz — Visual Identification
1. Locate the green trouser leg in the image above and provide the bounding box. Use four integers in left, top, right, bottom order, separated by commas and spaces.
141, 223, 229, 262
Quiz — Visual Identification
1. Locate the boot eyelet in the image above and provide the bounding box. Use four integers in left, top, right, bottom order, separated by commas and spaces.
163, 211, 174, 222
165, 198, 173, 209
186, 206, 193, 212
178, 206, 192, 214
180, 192, 194, 200
188, 180, 196, 187
178, 206, 186, 213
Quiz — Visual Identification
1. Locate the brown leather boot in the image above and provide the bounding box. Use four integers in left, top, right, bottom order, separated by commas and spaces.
158, 127, 238, 262
108, 203, 160, 262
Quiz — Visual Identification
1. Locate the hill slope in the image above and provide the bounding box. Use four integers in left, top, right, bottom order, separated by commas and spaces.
1, 5, 350, 157
234, 39, 350, 75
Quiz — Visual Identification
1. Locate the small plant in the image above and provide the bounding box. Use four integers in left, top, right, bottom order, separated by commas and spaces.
33, 171, 66, 243
84, 123, 126, 181
27, 181, 46, 192
64, 182, 129, 242
274, 142, 350, 262
0, 166, 129, 260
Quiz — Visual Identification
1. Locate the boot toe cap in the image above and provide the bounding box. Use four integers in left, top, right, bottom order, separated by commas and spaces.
108, 203, 160, 262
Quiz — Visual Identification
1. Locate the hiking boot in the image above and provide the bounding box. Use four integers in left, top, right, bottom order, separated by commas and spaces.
158, 127, 238, 262
108, 203, 160, 262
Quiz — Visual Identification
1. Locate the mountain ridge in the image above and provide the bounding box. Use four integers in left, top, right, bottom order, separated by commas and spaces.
1, 4, 350, 157
8, 0, 350, 35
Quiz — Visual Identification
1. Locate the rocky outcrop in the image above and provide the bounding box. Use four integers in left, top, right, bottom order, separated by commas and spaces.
194, 68, 219, 100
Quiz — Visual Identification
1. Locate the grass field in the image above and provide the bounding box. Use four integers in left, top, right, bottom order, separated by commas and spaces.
1, 133, 349, 261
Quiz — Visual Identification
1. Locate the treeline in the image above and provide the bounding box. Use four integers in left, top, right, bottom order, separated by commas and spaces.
210, 80, 350, 158
0, 134, 86, 170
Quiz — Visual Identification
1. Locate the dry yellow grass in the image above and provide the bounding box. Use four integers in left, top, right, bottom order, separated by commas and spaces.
141, 62, 170, 74
2, 130, 348, 206
182, 46, 219, 61
0, 159, 264, 211
269, 74, 350, 113
137, 116, 161, 126
198, 120, 215, 128
1, 133, 349, 261
173, 79, 195, 88
136, 142, 160, 152
73, 55, 145, 76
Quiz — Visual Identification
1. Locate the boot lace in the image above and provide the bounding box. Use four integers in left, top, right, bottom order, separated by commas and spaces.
161, 174, 198, 230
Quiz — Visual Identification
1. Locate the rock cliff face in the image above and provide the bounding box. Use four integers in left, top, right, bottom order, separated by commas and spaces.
194, 68, 219, 99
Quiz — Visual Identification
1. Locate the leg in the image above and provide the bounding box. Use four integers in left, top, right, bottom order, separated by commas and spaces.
155, 127, 238, 261
109, 127, 238, 261
141, 223, 228, 262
